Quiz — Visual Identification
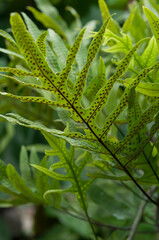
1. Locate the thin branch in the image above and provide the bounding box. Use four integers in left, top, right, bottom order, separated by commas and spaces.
127, 186, 157, 240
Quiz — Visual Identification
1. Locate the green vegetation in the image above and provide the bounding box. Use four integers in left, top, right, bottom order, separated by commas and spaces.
1, 0, 159, 239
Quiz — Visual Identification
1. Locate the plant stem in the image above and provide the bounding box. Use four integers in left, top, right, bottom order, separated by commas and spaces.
84, 208, 98, 240
88, 124, 159, 207
73, 105, 159, 206
127, 186, 157, 240
45, 134, 98, 240
39, 50, 159, 207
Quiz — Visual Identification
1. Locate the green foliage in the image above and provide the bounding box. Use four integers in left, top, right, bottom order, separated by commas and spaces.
0, 144, 71, 208
32, 132, 93, 209
1, 0, 159, 239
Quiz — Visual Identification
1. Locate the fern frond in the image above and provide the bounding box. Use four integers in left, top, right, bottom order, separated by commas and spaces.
0, 29, 17, 45
0, 92, 71, 109
31, 132, 93, 210
36, 30, 48, 57
57, 28, 86, 89
84, 38, 148, 124
102, 29, 132, 53
28, 6, 66, 39
6, 164, 38, 200
143, 6, 159, 48
0, 113, 109, 154
118, 78, 159, 97
0, 13, 111, 121
22, 12, 60, 72
0, 14, 154, 157
1, 12, 159, 207
122, 7, 137, 34
0, 48, 24, 59
139, 36, 158, 68
98, 0, 120, 34
34, 0, 68, 33
84, 57, 106, 102
10, 13, 57, 84
0, 67, 40, 76
116, 98, 159, 154
72, 17, 111, 106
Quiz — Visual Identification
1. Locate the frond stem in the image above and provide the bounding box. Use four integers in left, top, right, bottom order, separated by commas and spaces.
23, 33, 159, 207
45, 134, 98, 239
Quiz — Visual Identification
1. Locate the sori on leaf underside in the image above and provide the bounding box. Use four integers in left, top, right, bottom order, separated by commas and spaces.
0, 6, 159, 209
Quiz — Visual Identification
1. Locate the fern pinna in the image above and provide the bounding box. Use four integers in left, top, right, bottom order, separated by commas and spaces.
1, 9, 159, 239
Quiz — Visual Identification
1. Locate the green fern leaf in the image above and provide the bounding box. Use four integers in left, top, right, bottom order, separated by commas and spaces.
0, 185, 20, 197
99, 62, 159, 140
6, 164, 38, 201
57, 28, 86, 89
36, 156, 50, 196
84, 57, 106, 102
0, 160, 17, 192
28, 6, 66, 39
31, 132, 93, 210
30, 148, 40, 182
10, 13, 58, 89
21, 13, 60, 72
98, 0, 120, 34
1, 10, 159, 208
122, 7, 137, 33
36, 31, 48, 57
0, 14, 112, 125
102, 29, 132, 54
72, 17, 111, 107
0, 92, 71, 109
34, 0, 68, 31
140, 36, 158, 68
20, 146, 33, 189
0, 73, 46, 90
0, 67, 39, 77
119, 60, 159, 95
0, 29, 17, 45
120, 79, 159, 97
88, 173, 130, 181
22, 12, 40, 40
0, 113, 103, 153
143, 6, 159, 48
116, 99, 159, 154
0, 148, 63, 207
0, 48, 24, 59
83, 38, 148, 126
48, 29, 68, 70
